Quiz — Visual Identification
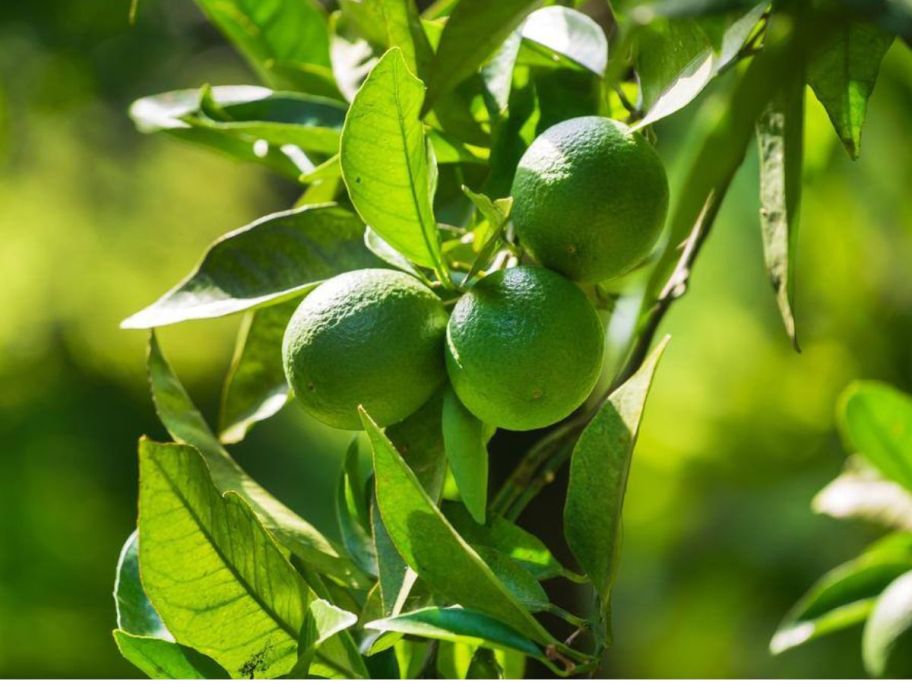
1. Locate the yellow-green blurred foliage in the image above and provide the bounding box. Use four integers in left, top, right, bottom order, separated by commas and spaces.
1, 0, 911, 677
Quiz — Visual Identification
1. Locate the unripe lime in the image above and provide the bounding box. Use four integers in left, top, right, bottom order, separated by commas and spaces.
282, 269, 448, 430
511, 116, 669, 283
445, 266, 604, 431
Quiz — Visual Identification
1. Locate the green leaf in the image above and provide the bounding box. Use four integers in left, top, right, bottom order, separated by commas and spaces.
474, 546, 550, 612
813, 455, 912, 529
808, 22, 894, 159
340, 0, 434, 78
219, 299, 298, 444
839, 381, 912, 492
360, 407, 553, 643
366, 607, 543, 659
442, 501, 569, 581
145, 332, 368, 588
756, 74, 804, 349
386, 391, 448, 501
564, 337, 669, 610
138, 439, 312, 678
422, 0, 542, 115
371, 499, 411, 615
364, 227, 426, 279
635, 4, 766, 127
192, 0, 335, 92
337, 439, 378, 577
467, 648, 502, 678
113, 630, 229, 679
519, 6, 608, 76
863, 570, 912, 677
442, 387, 491, 524
771, 534, 912, 654
114, 530, 169, 639
340, 48, 447, 278
288, 599, 360, 678
121, 204, 372, 329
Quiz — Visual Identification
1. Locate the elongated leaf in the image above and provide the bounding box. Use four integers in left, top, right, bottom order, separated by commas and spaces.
808, 22, 893, 159
442, 387, 490, 524
839, 381, 912, 491
364, 227, 425, 278
114, 530, 169, 639
386, 391, 448, 500
122, 204, 372, 328
519, 6, 608, 76
366, 607, 543, 659
372, 499, 411, 615
564, 338, 669, 609
145, 332, 367, 588
813, 456, 912, 529
288, 599, 360, 677
341, 48, 446, 276
337, 439, 378, 576
361, 408, 552, 643
863, 570, 912, 677
341, 0, 434, 78
422, 0, 542, 115
113, 630, 229, 679
138, 439, 311, 678
771, 534, 912, 654
467, 648, 502, 678
219, 300, 297, 444
635, 4, 766, 127
192, 0, 334, 93
474, 547, 549, 612
443, 502, 569, 581
757, 74, 804, 349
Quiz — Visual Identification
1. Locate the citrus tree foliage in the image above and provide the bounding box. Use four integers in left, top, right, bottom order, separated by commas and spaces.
116, 0, 908, 678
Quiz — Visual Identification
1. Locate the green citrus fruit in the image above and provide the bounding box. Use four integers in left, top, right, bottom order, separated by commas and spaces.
445, 266, 604, 431
282, 268, 448, 430
511, 116, 669, 283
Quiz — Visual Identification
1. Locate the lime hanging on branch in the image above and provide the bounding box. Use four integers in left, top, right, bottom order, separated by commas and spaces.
511, 117, 669, 283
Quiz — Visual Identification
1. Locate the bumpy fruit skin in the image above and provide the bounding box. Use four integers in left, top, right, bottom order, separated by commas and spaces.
282, 269, 448, 430
511, 116, 669, 283
445, 266, 604, 431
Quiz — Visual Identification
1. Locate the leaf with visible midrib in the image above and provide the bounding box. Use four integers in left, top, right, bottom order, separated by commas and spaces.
757, 74, 804, 350
564, 338, 669, 611
219, 300, 299, 444
121, 204, 373, 329
360, 407, 553, 644
139, 439, 312, 679
341, 48, 446, 276
145, 331, 369, 589
442, 387, 490, 524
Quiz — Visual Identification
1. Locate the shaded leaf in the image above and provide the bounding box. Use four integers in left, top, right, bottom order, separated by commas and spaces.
519, 6, 608, 76
564, 337, 669, 610
422, 0, 542, 115
372, 499, 410, 615
756, 74, 804, 349
808, 22, 893, 159
863, 569, 912, 677
387, 391, 448, 501
474, 546, 550, 612
839, 381, 912, 491
113, 630, 229, 679
771, 534, 912, 654
340, 0, 434, 78
442, 387, 490, 524
288, 599, 360, 677
361, 407, 552, 643
219, 299, 298, 444
114, 530, 169, 640
814, 456, 912, 529
145, 332, 367, 588
466, 648, 502, 678
341, 48, 447, 277
138, 439, 312, 678
337, 439, 378, 576
364, 227, 425, 279
443, 501, 569, 581
121, 204, 372, 328
192, 0, 335, 93
635, 4, 766, 127
366, 607, 543, 659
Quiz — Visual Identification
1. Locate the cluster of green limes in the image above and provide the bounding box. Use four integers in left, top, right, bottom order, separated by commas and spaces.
282, 117, 668, 432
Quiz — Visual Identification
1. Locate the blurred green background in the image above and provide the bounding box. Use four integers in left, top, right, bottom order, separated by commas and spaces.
1, 0, 911, 677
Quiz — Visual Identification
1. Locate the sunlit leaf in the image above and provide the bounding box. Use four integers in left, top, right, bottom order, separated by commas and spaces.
814, 456, 912, 529
145, 332, 368, 588
863, 569, 912, 676
113, 630, 228, 679
361, 407, 552, 643
442, 387, 490, 524
771, 534, 912, 654
114, 530, 169, 640
756, 74, 803, 349
519, 6, 608, 76
564, 337, 669, 611
839, 381, 912, 491
808, 22, 893, 159
121, 204, 372, 328
287, 599, 360, 677
341, 48, 447, 277
340, 0, 434, 78
219, 299, 298, 444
